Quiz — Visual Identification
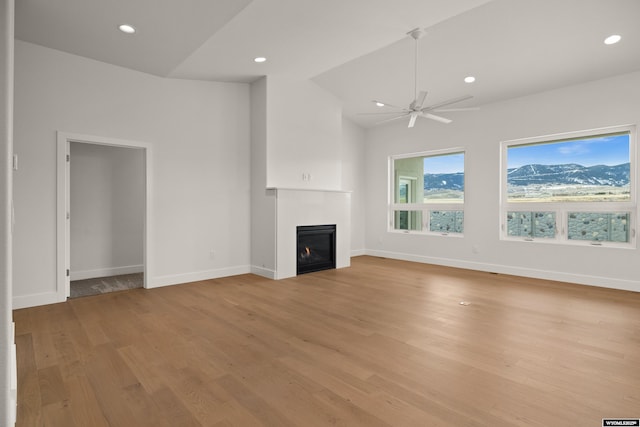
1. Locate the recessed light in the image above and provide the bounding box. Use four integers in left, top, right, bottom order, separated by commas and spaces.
375, 101, 385, 107
464, 76, 476, 83
604, 34, 621, 45
118, 24, 136, 34
254, 57, 267, 63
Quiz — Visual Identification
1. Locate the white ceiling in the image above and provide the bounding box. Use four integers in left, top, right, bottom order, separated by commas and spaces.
15, 0, 640, 128
15, 0, 254, 77
315, 0, 640, 127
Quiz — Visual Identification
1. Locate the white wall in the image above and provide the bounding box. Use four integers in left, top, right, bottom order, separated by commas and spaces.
250, 77, 357, 278
249, 78, 277, 277
70, 142, 144, 280
365, 71, 640, 292
13, 41, 251, 308
265, 76, 343, 190
341, 118, 366, 255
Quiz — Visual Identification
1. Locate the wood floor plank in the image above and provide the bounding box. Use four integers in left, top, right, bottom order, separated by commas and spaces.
117, 343, 169, 394
15, 333, 42, 426
31, 331, 58, 371
37, 366, 68, 407
40, 401, 77, 427
66, 375, 110, 427
162, 366, 242, 426
215, 374, 297, 427
310, 389, 392, 427
149, 386, 203, 427
14, 256, 640, 426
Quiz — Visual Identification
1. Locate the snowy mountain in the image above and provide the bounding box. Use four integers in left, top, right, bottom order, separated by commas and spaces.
423, 172, 464, 190
423, 163, 630, 190
506, 163, 630, 187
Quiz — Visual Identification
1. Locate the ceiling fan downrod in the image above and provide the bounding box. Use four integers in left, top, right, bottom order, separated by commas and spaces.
407, 28, 426, 102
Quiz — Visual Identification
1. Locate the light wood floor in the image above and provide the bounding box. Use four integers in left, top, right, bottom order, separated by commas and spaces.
14, 256, 640, 426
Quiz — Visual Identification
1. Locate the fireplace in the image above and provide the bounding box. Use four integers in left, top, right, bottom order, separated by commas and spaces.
296, 225, 336, 275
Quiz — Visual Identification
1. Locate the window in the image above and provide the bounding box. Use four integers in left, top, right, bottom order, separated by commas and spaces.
390, 149, 464, 235
506, 211, 556, 239
501, 126, 636, 247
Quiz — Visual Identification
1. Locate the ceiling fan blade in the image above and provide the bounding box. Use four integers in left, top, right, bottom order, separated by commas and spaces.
375, 114, 409, 126
421, 112, 452, 124
372, 100, 408, 111
433, 107, 479, 112
422, 95, 473, 112
408, 113, 418, 128
358, 112, 411, 115
410, 91, 428, 110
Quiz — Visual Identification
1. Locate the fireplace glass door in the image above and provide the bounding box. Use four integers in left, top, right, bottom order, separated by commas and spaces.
296, 225, 336, 275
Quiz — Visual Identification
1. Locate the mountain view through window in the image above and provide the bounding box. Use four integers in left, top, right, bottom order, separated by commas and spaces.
506, 133, 630, 203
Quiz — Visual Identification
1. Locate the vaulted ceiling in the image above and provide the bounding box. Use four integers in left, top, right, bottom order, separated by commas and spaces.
15, 0, 640, 127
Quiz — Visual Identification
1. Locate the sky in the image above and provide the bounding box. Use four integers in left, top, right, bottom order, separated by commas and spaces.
423, 152, 464, 174
507, 134, 630, 169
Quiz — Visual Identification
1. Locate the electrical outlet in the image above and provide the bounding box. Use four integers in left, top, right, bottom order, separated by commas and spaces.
209, 250, 215, 259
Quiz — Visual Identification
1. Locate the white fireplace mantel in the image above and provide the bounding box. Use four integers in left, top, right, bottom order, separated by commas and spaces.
267, 187, 352, 193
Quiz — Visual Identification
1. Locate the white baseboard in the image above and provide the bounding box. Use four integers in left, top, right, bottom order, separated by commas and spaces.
16, 252, 636, 310
71, 264, 143, 281
350, 249, 366, 257
14, 265, 253, 308
364, 249, 640, 293
10, 322, 16, 425
13, 291, 62, 310
250, 265, 276, 280
147, 265, 251, 289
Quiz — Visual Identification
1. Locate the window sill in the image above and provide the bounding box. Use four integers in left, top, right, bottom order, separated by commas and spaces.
501, 236, 635, 249
389, 229, 464, 238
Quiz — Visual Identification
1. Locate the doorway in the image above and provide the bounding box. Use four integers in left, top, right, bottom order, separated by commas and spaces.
56, 132, 151, 301
396, 175, 419, 230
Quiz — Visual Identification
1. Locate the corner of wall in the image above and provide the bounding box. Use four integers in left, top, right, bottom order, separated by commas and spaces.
1, 0, 15, 424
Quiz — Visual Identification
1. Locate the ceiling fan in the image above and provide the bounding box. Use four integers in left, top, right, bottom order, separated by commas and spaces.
363, 28, 477, 128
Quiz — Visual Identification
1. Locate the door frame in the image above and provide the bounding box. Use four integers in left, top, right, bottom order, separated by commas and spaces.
56, 131, 152, 301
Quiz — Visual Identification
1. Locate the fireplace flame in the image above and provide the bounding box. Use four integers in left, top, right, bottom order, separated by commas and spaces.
300, 246, 312, 260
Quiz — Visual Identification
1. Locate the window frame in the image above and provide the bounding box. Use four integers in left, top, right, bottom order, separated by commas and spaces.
499, 125, 637, 248
389, 147, 465, 236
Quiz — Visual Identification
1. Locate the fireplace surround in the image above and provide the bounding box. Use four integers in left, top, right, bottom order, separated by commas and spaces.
250, 188, 350, 280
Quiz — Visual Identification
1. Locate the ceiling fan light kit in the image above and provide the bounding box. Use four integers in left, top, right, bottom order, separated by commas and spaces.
363, 27, 477, 128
